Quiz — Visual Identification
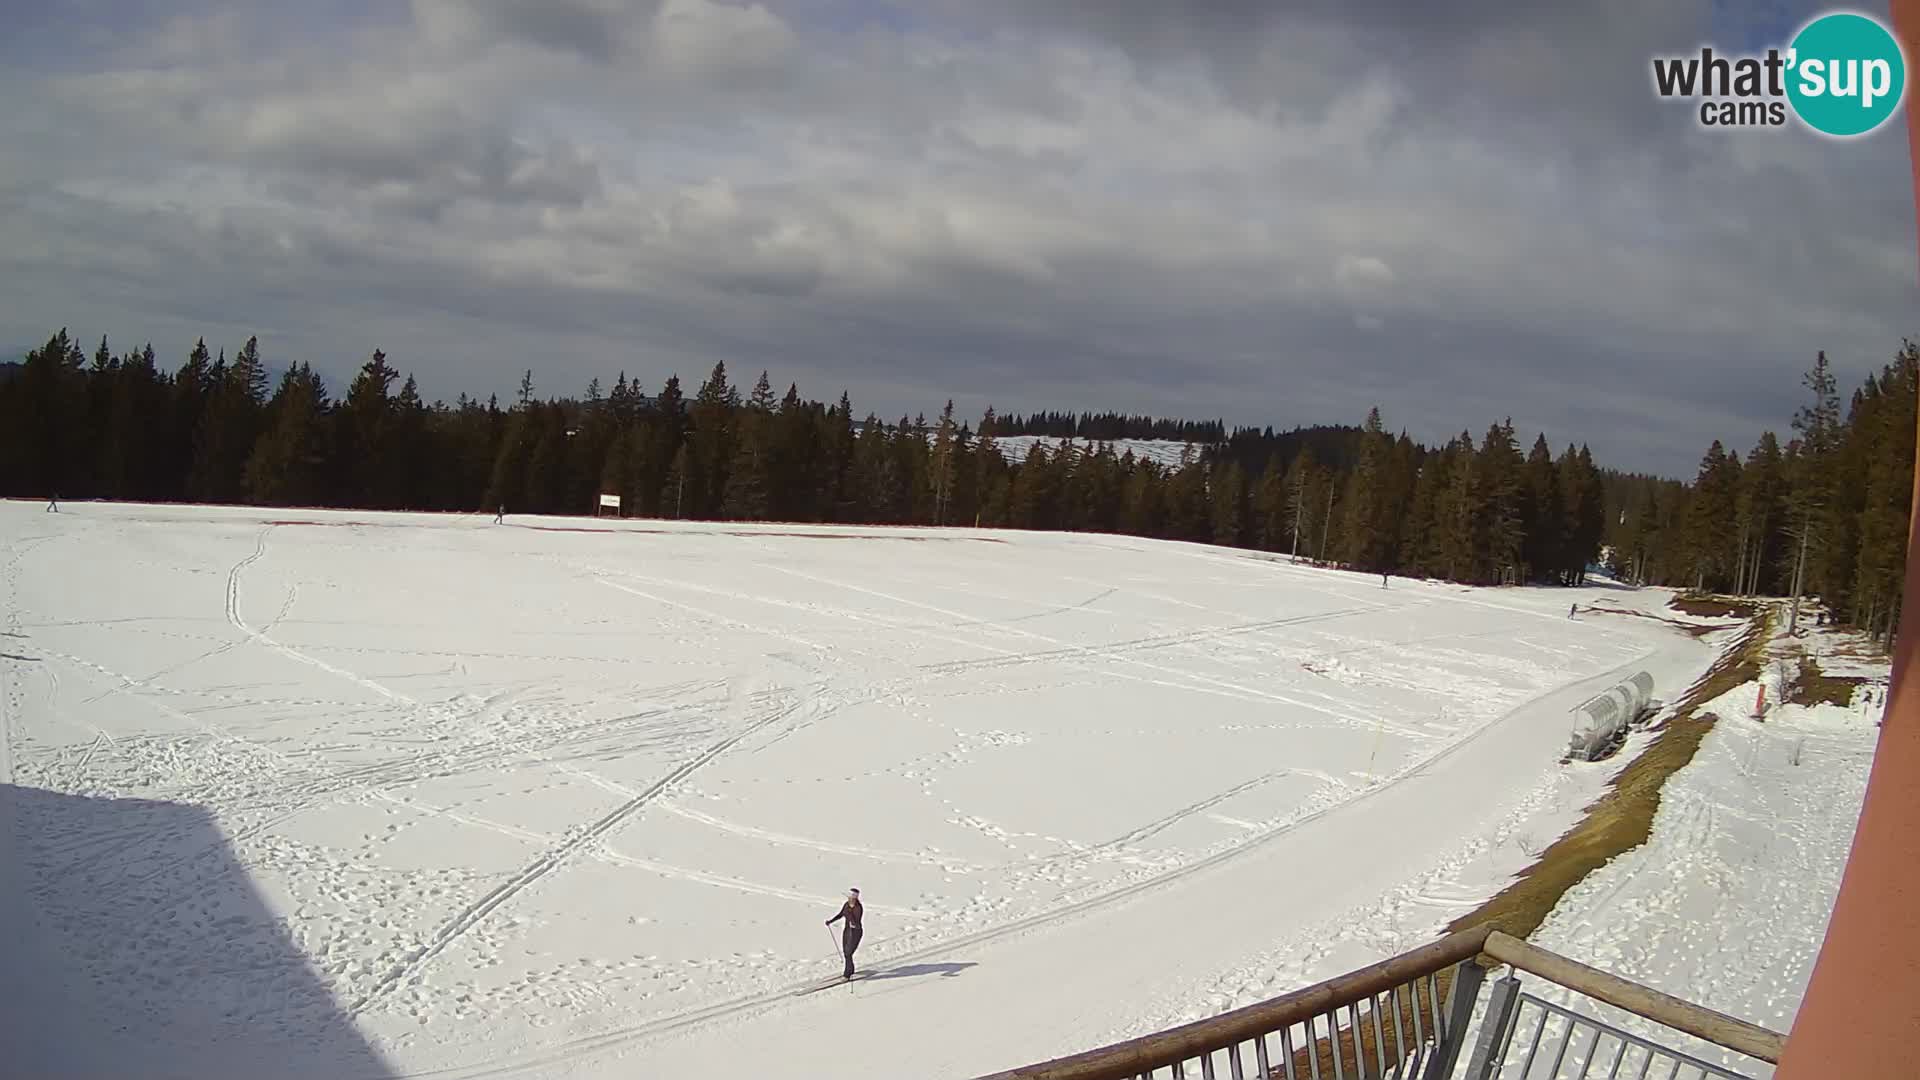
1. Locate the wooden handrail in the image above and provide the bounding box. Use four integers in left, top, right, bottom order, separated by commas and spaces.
1482, 931, 1787, 1064
970, 926, 1788, 1079
970, 924, 1493, 1079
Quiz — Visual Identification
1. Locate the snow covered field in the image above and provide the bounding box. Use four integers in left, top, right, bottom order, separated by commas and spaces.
0, 501, 1824, 1079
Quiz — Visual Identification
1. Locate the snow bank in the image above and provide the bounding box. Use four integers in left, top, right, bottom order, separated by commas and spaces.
1486, 620, 1888, 1078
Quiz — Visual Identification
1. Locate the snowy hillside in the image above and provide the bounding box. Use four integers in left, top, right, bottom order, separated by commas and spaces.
987, 435, 1197, 468
912, 430, 1199, 469
0, 502, 1851, 1079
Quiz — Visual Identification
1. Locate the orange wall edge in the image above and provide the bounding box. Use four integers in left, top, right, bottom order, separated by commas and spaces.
1772, 5, 1920, 1073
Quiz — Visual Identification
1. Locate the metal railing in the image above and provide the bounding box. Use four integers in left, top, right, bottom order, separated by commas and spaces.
972, 927, 1491, 1080
971, 929, 1785, 1080
1464, 988, 1754, 1080
1461, 934, 1782, 1080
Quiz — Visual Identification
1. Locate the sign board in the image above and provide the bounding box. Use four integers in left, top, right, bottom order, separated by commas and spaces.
598, 493, 622, 509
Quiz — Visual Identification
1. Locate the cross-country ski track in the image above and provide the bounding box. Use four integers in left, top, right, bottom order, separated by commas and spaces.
2, 502, 1766, 1078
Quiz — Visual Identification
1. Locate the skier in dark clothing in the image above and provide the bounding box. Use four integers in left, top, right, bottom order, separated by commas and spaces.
46, 493, 58, 513
1569, 603, 1578, 619
492, 504, 505, 525
826, 888, 863, 980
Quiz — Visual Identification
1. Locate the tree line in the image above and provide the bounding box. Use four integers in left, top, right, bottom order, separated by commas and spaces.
0, 329, 1909, 643
1604, 347, 1916, 645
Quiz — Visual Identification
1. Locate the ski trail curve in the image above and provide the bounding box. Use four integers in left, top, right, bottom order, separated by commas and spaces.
226, 526, 415, 705
393, 645, 1672, 1080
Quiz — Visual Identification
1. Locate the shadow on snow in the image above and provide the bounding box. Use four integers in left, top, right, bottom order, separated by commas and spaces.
0, 783, 397, 1080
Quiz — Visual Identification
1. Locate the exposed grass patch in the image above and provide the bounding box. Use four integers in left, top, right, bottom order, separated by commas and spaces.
1670, 594, 1759, 620
1274, 612, 1775, 1079
1788, 655, 1867, 708
1580, 602, 1732, 639
1445, 609, 1772, 945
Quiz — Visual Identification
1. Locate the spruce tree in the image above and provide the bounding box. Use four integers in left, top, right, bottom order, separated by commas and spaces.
1520, 434, 1563, 583
1211, 459, 1248, 547
1252, 452, 1288, 551
1474, 420, 1524, 583
342, 349, 400, 508
245, 364, 330, 506
1338, 408, 1389, 569
688, 362, 736, 518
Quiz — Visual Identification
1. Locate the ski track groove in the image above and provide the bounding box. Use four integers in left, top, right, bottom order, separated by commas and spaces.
226, 526, 416, 706
344, 690, 815, 1018
87, 685, 737, 906
653, 800, 995, 874
765, 561, 1389, 725
398, 645, 1670, 1080
609, 558, 1387, 722
377, 790, 940, 918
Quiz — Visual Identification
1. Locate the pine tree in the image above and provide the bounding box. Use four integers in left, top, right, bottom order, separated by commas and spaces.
664, 441, 695, 518
1211, 459, 1248, 547
1284, 447, 1320, 561
1119, 460, 1163, 537
1733, 432, 1787, 596
0, 330, 87, 497
1338, 408, 1389, 569
930, 400, 958, 525
1682, 441, 1741, 590
1404, 451, 1444, 578
189, 336, 270, 503
719, 372, 775, 521
772, 383, 816, 521
1520, 434, 1563, 583
1165, 458, 1212, 543
651, 374, 688, 509
522, 405, 569, 514
341, 349, 400, 508
688, 362, 736, 519
1475, 420, 1524, 583
1786, 352, 1843, 631
1436, 432, 1479, 581
1847, 342, 1917, 643
245, 364, 331, 505
1251, 452, 1288, 551
1008, 442, 1054, 529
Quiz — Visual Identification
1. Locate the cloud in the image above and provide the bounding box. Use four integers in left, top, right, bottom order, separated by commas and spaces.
0, 0, 1912, 476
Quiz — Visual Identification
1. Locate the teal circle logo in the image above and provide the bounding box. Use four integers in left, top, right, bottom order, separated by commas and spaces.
1786, 12, 1907, 137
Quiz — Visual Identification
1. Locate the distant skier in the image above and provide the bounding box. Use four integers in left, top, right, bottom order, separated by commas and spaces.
826, 887, 864, 980
492, 504, 505, 525
1381, 572, 1388, 589
1569, 603, 1578, 619
46, 492, 58, 513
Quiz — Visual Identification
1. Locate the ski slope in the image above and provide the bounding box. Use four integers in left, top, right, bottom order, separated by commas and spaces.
1, 502, 1733, 1078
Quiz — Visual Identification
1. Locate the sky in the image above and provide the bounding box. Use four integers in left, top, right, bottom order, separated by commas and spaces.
1, 0, 1914, 477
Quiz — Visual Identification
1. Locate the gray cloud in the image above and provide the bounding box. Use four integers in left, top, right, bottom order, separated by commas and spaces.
0, 0, 1912, 476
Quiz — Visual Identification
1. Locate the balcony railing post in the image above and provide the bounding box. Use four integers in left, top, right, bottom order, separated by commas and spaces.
1421, 960, 1486, 1080
1458, 974, 1522, 1080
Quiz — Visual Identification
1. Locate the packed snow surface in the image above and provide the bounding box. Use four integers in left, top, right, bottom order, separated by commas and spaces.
0, 502, 1790, 1078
